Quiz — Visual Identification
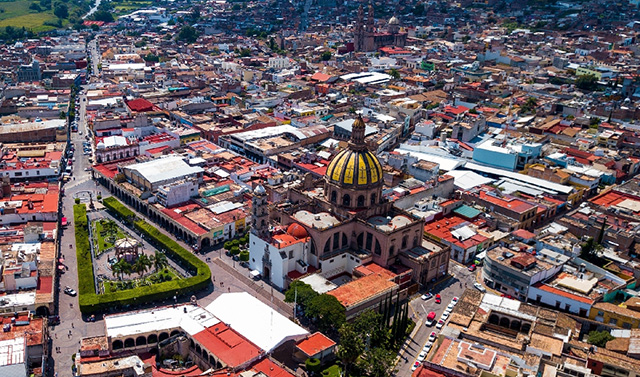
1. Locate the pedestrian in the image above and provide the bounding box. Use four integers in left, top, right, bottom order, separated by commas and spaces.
220, 281, 223, 287
55, 333, 57, 339
228, 287, 231, 292
71, 322, 74, 329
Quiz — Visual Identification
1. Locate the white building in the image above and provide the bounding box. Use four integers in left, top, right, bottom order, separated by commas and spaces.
0, 337, 27, 377
268, 57, 293, 69
121, 155, 204, 191
156, 179, 198, 207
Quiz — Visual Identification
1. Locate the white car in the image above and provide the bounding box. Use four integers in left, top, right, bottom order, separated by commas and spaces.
440, 312, 449, 321
423, 342, 433, 353
446, 302, 455, 311
428, 332, 437, 342
474, 282, 487, 292
436, 319, 445, 329
417, 351, 427, 361
411, 361, 420, 371
451, 297, 459, 305
426, 318, 435, 327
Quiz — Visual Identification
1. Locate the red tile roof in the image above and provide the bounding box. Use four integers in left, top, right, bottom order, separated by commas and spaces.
296, 332, 336, 358
192, 323, 261, 368
532, 282, 595, 304
328, 274, 397, 308
127, 98, 154, 112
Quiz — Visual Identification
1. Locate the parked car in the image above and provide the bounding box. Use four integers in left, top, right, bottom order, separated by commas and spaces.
436, 319, 445, 329
474, 282, 486, 292
451, 297, 459, 304
425, 311, 436, 326
468, 264, 477, 272
422, 342, 433, 353
446, 302, 455, 311
428, 331, 437, 342
412, 361, 421, 371
421, 292, 433, 301
417, 351, 427, 362
435, 294, 441, 304
441, 312, 449, 321
64, 286, 77, 296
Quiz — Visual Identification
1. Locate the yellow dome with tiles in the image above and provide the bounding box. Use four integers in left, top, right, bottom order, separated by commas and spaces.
325, 148, 383, 188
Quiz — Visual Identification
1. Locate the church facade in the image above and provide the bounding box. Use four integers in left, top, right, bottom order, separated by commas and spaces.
248, 117, 450, 291
354, 5, 407, 52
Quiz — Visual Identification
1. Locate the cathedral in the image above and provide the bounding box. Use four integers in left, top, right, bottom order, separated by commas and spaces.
248, 117, 449, 292
354, 5, 407, 52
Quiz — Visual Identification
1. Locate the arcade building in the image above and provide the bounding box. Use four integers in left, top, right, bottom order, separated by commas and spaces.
248, 116, 450, 293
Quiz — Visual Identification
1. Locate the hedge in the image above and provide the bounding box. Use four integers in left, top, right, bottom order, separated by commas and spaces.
76, 198, 211, 314
102, 196, 136, 224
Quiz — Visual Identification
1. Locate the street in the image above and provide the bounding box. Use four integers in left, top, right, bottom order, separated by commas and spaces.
395, 262, 478, 376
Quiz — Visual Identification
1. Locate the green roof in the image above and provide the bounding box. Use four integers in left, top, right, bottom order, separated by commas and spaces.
453, 205, 482, 219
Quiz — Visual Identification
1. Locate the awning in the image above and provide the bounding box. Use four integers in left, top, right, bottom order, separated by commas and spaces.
250, 270, 260, 277
61, 217, 68, 226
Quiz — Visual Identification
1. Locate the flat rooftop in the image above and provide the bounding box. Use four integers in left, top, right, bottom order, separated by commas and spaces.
293, 210, 341, 230
124, 155, 203, 185
367, 215, 413, 232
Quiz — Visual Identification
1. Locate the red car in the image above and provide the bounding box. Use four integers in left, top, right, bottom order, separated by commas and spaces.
435, 294, 441, 304
468, 264, 477, 272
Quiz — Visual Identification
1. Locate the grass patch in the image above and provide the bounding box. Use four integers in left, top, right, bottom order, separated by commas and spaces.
93, 219, 127, 255
102, 267, 180, 293
321, 365, 342, 377
0, 0, 80, 32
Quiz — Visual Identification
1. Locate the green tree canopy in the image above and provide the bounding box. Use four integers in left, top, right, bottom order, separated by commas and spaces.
336, 322, 365, 376
92, 10, 115, 22
357, 347, 397, 377
177, 25, 199, 43
54, 3, 68, 18
388, 68, 400, 79
321, 51, 332, 61
576, 74, 598, 91
284, 280, 318, 308
306, 294, 345, 331
587, 330, 615, 347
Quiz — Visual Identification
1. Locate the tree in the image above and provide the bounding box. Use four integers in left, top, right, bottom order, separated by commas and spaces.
239, 250, 249, 262
152, 251, 168, 272
576, 74, 598, 91
176, 25, 199, 43
239, 48, 252, 57
388, 68, 400, 80
358, 347, 397, 377
353, 310, 390, 349
29, 3, 42, 11
103, 220, 118, 240
230, 245, 240, 255
143, 53, 160, 62
587, 330, 615, 347
321, 51, 332, 61
306, 294, 345, 331
336, 323, 365, 377
284, 280, 318, 309
596, 218, 607, 245
520, 97, 538, 114
223, 241, 232, 250
92, 10, 114, 22
54, 3, 68, 19
133, 254, 151, 277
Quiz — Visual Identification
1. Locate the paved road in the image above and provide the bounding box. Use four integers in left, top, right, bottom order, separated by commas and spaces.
395, 262, 478, 376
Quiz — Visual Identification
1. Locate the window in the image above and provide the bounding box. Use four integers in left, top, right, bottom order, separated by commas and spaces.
609, 318, 618, 326
365, 233, 373, 251
389, 245, 395, 256
289, 250, 293, 259
357, 195, 365, 207
310, 242, 316, 255
622, 322, 632, 329
413, 236, 418, 247
597, 311, 604, 316
333, 233, 340, 251
374, 240, 381, 255
342, 233, 348, 248
401, 235, 408, 249
330, 191, 337, 203
371, 193, 376, 205
342, 194, 351, 207
323, 240, 330, 253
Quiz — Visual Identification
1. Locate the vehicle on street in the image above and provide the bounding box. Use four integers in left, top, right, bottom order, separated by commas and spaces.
428, 331, 437, 342
426, 311, 436, 326
412, 361, 420, 371
446, 302, 455, 311
468, 264, 477, 272
435, 294, 441, 304
423, 342, 433, 352
474, 282, 486, 292
451, 297, 459, 304
441, 312, 449, 321
64, 286, 77, 296
417, 351, 427, 362
436, 319, 445, 329
421, 292, 433, 300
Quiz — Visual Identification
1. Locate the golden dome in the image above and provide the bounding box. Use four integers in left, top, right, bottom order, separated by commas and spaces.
325, 148, 382, 188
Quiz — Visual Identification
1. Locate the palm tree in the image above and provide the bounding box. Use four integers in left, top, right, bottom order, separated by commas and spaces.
133, 257, 147, 278
152, 251, 169, 272
103, 220, 118, 241
111, 260, 123, 280
121, 260, 132, 276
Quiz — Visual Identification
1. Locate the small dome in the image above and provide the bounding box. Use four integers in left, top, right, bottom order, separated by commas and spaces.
115, 237, 139, 249
287, 223, 308, 239
388, 16, 399, 25
97, 142, 105, 150
254, 184, 266, 196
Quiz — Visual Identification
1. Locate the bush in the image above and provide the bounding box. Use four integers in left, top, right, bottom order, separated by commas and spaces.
102, 196, 136, 224
231, 239, 240, 247
97, 195, 102, 201
223, 241, 232, 250
230, 246, 240, 255
305, 358, 322, 373
76, 198, 211, 314
75, 198, 80, 204
239, 250, 249, 262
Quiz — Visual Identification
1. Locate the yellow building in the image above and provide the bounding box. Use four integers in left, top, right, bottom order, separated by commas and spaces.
589, 302, 640, 329
576, 66, 602, 80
